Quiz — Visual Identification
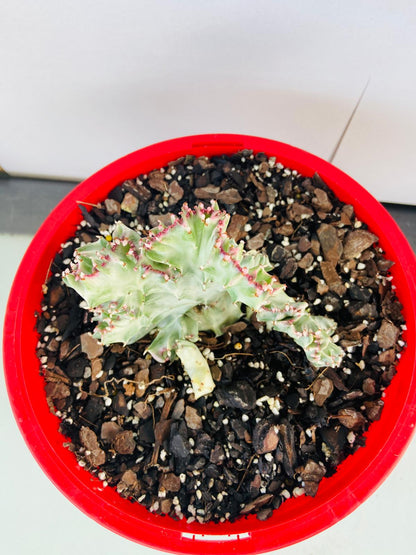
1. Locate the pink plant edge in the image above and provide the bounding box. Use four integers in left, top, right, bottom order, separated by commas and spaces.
3, 134, 416, 555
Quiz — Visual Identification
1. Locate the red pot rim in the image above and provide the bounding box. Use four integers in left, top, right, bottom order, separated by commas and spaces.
3, 134, 416, 554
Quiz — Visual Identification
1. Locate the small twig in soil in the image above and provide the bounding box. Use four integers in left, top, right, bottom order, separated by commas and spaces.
148, 389, 178, 467
120, 375, 175, 397
215, 352, 254, 360
150, 403, 156, 434
76, 200, 101, 208
152, 384, 176, 396
161, 389, 177, 419
290, 221, 304, 238
78, 414, 98, 428
42, 259, 53, 294
268, 350, 295, 366
51, 259, 64, 274
74, 375, 175, 399
126, 343, 151, 355
236, 454, 256, 492
61, 342, 81, 361
199, 334, 231, 350
306, 367, 329, 390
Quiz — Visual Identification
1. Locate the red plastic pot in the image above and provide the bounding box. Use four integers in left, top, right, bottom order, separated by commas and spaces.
4, 134, 416, 554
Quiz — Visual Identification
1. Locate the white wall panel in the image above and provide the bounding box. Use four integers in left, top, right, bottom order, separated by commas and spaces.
333, 79, 416, 204
1, 1, 415, 203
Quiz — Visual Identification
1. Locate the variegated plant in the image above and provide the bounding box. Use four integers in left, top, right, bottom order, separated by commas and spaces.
63, 202, 344, 398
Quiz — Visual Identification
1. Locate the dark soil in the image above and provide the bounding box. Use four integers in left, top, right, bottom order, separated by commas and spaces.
36, 151, 406, 523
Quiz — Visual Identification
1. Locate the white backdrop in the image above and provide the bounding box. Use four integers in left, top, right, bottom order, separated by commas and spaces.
1, 0, 415, 202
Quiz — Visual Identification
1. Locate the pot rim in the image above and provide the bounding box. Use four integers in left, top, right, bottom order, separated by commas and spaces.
3, 134, 416, 554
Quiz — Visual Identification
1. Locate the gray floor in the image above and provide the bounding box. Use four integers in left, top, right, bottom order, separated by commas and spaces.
0, 176, 79, 234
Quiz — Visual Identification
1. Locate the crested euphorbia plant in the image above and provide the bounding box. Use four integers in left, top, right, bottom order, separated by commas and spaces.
63, 202, 344, 399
